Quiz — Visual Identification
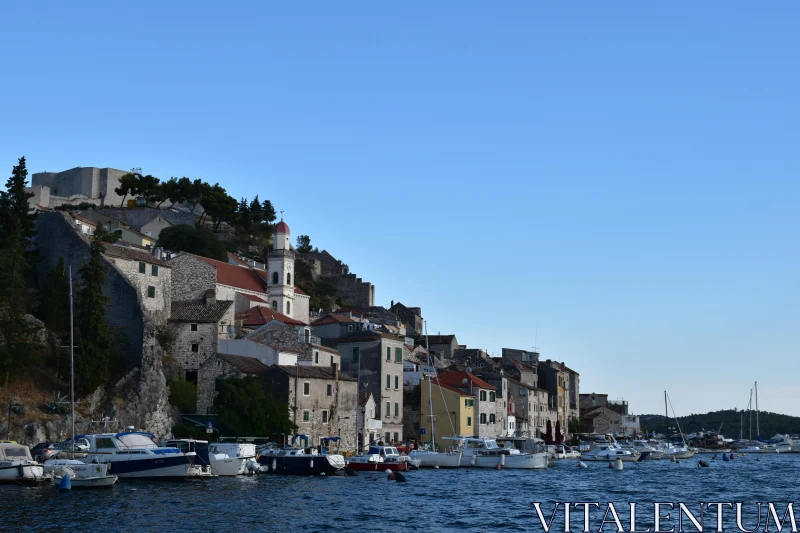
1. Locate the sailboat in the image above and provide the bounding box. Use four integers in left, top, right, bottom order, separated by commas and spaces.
44, 267, 118, 488
660, 391, 694, 459
408, 321, 463, 468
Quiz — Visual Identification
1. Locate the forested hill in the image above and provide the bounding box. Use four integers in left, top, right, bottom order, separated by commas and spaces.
639, 409, 800, 438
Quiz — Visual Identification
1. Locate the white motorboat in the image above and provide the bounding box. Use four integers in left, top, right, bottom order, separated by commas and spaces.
625, 440, 664, 460
44, 459, 117, 488
749, 443, 792, 454
0, 442, 51, 486
408, 448, 463, 468
208, 442, 256, 476
444, 437, 548, 469
80, 432, 192, 479
165, 439, 217, 477
660, 443, 694, 460
580, 441, 640, 462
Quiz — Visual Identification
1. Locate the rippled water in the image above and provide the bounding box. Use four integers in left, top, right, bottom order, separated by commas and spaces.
2, 454, 799, 532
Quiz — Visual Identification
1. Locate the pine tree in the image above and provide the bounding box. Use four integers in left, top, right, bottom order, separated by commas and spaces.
75, 234, 111, 395
0, 156, 38, 383
261, 199, 276, 224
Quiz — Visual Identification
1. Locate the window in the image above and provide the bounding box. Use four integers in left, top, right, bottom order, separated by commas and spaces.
480, 390, 487, 401
480, 413, 487, 424
385, 432, 391, 443
385, 402, 391, 418
321, 410, 329, 423
489, 414, 496, 424
147, 286, 155, 298
490, 391, 496, 402
271, 300, 277, 310
386, 347, 391, 361
465, 398, 474, 407
190, 323, 198, 332
352, 347, 360, 363
138, 262, 145, 274
286, 301, 291, 315
315, 351, 319, 364
272, 272, 278, 284
151, 265, 158, 277
326, 384, 332, 397
394, 402, 399, 417
386, 374, 391, 389
302, 382, 310, 396
467, 416, 472, 427
191, 344, 199, 352
287, 273, 291, 285
185, 371, 197, 385
395, 347, 402, 363
394, 375, 399, 390
303, 410, 310, 422
393, 432, 399, 442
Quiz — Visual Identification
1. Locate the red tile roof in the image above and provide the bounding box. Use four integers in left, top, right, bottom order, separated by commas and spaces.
431, 378, 473, 397
193, 255, 268, 294
69, 212, 97, 227
294, 286, 307, 296
217, 354, 270, 375
312, 314, 357, 325
275, 220, 290, 234
235, 306, 307, 327
243, 294, 267, 303
227, 252, 248, 266
437, 370, 496, 391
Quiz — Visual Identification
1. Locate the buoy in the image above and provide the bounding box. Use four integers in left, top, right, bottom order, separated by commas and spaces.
698, 460, 709, 467
495, 463, 502, 470
387, 471, 396, 480
756, 458, 761, 462
613, 458, 623, 471
471, 454, 477, 467
433, 465, 440, 470
730, 453, 734, 460
608, 461, 614, 469
58, 474, 72, 491
394, 472, 407, 482
670, 455, 677, 463
579, 461, 588, 468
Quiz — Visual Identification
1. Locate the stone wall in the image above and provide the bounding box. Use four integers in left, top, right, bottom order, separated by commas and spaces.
32, 167, 129, 207
98, 207, 195, 232
168, 254, 217, 301
197, 357, 248, 414
298, 250, 375, 309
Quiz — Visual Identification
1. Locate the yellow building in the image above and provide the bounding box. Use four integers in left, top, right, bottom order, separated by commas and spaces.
420, 378, 475, 452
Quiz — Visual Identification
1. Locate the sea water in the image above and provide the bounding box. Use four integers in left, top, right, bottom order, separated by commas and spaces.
1, 454, 798, 532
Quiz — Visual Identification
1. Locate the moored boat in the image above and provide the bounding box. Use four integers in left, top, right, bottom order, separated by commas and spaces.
445, 436, 549, 469
165, 439, 217, 478
208, 441, 256, 476
0, 442, 51, 486
581, 441, 640, 462
258, 435, 346, 476
44, 459, 117, 488
347, 445, 411, 472
408, 447, 462, 468
80, 432, 192, 479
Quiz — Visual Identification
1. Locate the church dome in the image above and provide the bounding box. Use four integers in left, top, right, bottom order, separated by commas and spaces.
275, 220, 290, 234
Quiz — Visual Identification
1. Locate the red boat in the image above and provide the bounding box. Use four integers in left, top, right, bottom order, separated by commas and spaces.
347, 445, 411, 472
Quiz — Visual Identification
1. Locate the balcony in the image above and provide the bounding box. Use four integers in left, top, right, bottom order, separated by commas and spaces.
268, 249, 295, 259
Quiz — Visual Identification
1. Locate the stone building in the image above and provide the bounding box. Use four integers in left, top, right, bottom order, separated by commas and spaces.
505, 376, 550, 439
389, 301, 423, 337
196, 353, 270, 414
421, 378, 475, 452
402, 386, 421, 442
318, 329, 406, 444
67, 211, 97, 236
168, 220, 310, 323
29, 166, 131, 208
426, 335, 459, 369
296, 249, 375, 309
262, 365, 358, 451
579, 394, 639, 437
538, 360, 570, 429
168, 292, 235, 383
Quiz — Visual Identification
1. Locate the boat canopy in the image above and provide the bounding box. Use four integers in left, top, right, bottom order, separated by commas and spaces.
0, 443, 32, 461
291, 434, 309, 446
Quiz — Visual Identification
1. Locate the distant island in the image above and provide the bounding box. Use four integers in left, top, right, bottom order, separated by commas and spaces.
639, 409, 800, 438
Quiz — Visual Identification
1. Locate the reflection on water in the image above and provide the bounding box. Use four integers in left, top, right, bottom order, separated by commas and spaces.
1, 454, 798, 532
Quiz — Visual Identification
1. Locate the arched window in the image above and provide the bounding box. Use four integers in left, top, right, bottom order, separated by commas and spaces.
272, 272, 278, 285
271, 300, 278, 310
286, 301, 291, 315
287, 273, 291, 285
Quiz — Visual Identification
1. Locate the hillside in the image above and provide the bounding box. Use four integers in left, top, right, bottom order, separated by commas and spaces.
639, 409, 800, 438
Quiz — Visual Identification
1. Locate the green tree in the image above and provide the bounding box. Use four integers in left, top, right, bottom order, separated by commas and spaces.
261, 199, 276, 224
0, 156, 38, 383
74, 232, 112, 395
248, 196, 262, 225
136, 174, 162, 205
168, 377, 198, 413
213, 375, 296, 438
36, 257, 70, 337
115, 172, 140, 207
295, 235, 313, 253
156, 224, 228, 261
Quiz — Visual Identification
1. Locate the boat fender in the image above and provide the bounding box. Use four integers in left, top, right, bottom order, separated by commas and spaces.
698, 460, 709, 467
272, 459, 277, 473
394, 472, 407, 483
58, 474, 72, 492
613, 458, 623, 471
309, 459, 314, 469
17, 465, 25, 477
579, 462, 588, 468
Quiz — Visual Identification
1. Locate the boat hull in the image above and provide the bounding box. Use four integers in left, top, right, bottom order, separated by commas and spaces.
259, 454, 345, 476
408, 451, 462, 468
346, 459, 410, 472
210, 457, 246, 476
0, 463, 49, 485
99, 455, 191, 479
460, 453, 548, 469
580, 453, 640, 462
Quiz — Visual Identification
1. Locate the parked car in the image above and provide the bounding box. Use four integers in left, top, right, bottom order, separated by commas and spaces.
30, 442, 60, 462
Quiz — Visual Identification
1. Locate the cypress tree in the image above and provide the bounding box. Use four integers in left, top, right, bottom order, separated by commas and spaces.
74, 233, 111, 395
37, 257, 69, 337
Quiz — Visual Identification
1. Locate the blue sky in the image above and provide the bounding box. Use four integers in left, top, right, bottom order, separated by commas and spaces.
2, 2, 798, 418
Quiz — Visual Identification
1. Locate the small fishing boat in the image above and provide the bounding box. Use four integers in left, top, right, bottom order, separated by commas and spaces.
258, 435, 346, 476
44, 459, 117, 488
408, 446, 462, 468
208, 441, 256, 476
165, 439, 217, 478
347, 445, 412, 472
580, 440, 640, 462
0, 442, 51, 486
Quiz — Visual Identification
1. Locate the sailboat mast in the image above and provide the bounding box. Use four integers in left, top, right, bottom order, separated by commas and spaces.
755, 381, 759, 440
748, 386, 753, 441
69, 266, 75, 444
664, 391, 668, 436
424, 320, 435, 450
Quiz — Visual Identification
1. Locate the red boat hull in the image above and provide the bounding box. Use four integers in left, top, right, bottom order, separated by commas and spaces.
346, 460, 410, 472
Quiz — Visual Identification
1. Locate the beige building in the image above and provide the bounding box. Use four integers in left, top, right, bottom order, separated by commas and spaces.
420, 378, 475, 452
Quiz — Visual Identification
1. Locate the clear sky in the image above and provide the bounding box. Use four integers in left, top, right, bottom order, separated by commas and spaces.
2, 2, 798, 418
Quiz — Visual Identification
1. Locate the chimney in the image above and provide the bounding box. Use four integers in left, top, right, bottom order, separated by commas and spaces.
205, 289, 216, 306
